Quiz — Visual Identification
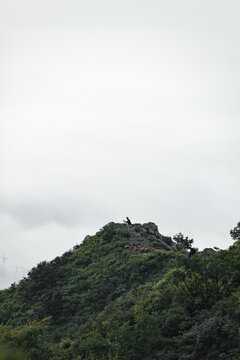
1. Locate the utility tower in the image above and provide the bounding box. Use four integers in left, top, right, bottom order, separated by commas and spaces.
0, 255, 8, 264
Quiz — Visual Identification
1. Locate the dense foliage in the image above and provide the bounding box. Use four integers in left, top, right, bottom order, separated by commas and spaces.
172, 233, 194, 250
0, 221, 240, 359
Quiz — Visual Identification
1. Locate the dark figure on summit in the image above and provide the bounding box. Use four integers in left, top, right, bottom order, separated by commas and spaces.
123, 217, 132, 226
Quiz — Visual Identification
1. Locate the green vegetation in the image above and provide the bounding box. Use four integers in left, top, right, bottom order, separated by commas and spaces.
0, 221, 240, 359
173, 233, 194, 250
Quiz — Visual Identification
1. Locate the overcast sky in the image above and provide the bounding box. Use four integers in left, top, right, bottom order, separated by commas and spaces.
0, 0, 240, 289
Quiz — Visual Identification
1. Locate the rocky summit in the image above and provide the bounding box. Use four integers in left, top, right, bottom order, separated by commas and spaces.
97, 221, 175, 250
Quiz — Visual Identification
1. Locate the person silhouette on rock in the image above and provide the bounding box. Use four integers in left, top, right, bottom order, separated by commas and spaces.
123, 217, 132, 226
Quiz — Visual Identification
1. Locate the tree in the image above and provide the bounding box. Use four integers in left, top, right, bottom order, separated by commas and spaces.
230, 221, 240, 242
173, 233, 193, 250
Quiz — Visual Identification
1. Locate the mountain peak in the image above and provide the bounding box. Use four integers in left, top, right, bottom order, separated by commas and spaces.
82, 221, 175, 252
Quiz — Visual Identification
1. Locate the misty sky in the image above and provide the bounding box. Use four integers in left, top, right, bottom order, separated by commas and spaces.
0, 0, 240, 289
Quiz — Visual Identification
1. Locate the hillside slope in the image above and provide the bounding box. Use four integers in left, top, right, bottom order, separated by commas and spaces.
0, 221, 240, 360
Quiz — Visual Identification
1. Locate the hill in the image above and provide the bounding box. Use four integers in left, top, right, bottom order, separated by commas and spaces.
0, 221, 240, 359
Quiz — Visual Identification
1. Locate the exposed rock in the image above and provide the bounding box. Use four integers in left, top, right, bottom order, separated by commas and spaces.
124, 243, 163, 255
142, 222, 159, 236
198, 248, 216, 258
203, 248, 216, 254
203, 248, 216, 255
73, 244, 82, 252
140, 222, 175, 250
131, 231, 141, 238
106, 222, 116, 228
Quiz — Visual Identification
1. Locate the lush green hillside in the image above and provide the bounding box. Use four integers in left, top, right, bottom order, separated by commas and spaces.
0, 221, 240, 360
